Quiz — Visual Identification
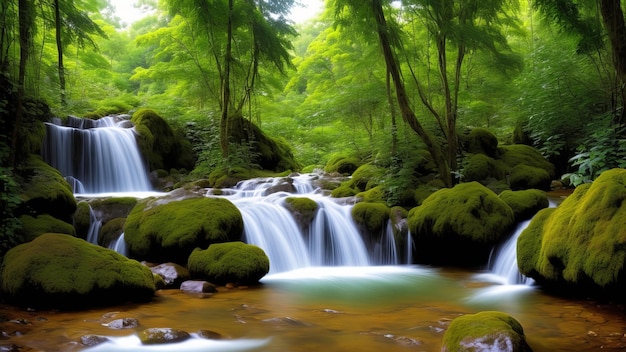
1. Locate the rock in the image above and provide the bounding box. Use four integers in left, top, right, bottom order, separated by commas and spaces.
408, 182, 515, 266
188, 242, 269, 285
180, 280, 217, 294
139, 328, 191, 345
499, 189, 549, 221
151, 263, 190, 288
124, 197, 243, 264
0, 343, 20, 352
80, 335, 109, 346
283, 197, 318, 227
103, 318, 140, 329
197, 330, 224, 340
518, 168, 626, 299
441, 311, 532, 352
0, 233, 156, 309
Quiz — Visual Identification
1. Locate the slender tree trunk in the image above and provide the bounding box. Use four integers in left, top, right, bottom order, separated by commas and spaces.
11, 0, 32, 167
54, 0, 66, 106
371, 0, 451, 186
386, 70, 398, 157
598, 0, 626, 124
220, 0, 234, 158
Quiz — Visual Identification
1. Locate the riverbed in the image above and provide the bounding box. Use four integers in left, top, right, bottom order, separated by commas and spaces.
3, 266, 625, 351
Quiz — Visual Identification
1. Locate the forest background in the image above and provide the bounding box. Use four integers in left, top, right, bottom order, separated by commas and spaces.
1, 0, 626, 212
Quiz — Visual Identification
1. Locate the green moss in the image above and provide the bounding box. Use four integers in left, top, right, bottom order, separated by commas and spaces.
499, 144, 555, 178
408, 182, 515, 266
17, 214, 75, 243
442, 311, 530, 352
284, 197, 318, 225
356, 185, 385, 203
73, 202, 92, 238
352, 202, 390, 235
517, 169, 626, 294
188, 241, 269, 285
499, 189, 549, 221
462, 154, 506, 182
331, 184, 358, 198
0, 233, 155, 309
99, 218, 126, 247
509, 164, 552, 191
207, 167, 291, 188
124, 197, 243, 264
348, 164, 383, 191
17, 155, 76, 222
466, 128, 500, 157
324, 154, 361, 175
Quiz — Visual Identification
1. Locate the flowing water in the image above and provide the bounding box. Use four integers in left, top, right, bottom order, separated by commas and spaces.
26, 120, 626, 351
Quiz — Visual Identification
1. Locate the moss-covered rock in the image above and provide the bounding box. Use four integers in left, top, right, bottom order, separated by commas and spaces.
324, 154, 361, 175
188, 241, 269, 285
0, 233, 155, 309
441, 311, 532, 352
466, 128, 500, 158
330, 184, 358, 198
348, 164, 383, 191
131, 109, 194, 172
16, 155, 76, 222
284, 197, 318, 226
228, 115, 300, 172
413, 183, 443, 206
99, 218, 126, 247
509, 164, 552, 191
408, 182, 515, 266
499, 189, 549, 221
17, 214, 76, 243
73, 197, 137, 239
356, 185, 386, 203
463, 154, 506, 182
517, 169, 626, 299
125, 196, 243, 264
352, 202, 390, 235
139, 328, 191, 345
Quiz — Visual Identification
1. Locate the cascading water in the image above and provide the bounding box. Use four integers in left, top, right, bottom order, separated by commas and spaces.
487, 219, 534, 285
42, 115, 152, 194
214, 174, 403, 274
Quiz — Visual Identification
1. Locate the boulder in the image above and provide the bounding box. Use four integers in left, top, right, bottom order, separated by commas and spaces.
124, 196, 243, 264
188, 242, 270, 285
17, 214, 75, 242
139, 328, 191, 345
0, 233, 155, 309
441, 311, 532, 352
150, 262, 191, 288
283, 197, 318, 227
180, 280, 217, 294
498, 189, 549, 221
517, 168, 626, 299
408, 182, 515, 266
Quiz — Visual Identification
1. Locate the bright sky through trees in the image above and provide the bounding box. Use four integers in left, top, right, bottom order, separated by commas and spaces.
108, 0, 324, 25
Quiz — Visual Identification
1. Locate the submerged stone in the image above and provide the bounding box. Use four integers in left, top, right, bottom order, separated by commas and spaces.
139, 328, 191, 345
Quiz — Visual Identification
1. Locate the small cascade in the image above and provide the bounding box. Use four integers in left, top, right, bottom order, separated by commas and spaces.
85, 206, 102, 245
42, 115, 152, 194
109, 233, 128, 257
487, 219, 534, 285
214, 173, 405, 274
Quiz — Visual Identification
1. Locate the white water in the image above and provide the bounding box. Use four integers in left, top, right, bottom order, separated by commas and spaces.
485, 219, 534, 286
42, 116, 152, 194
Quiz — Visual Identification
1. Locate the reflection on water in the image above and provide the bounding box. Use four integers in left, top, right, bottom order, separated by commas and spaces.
4, 266, 626, 352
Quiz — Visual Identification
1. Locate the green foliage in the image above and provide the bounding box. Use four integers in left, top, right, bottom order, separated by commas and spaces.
0, 165, 21, 257
188, 241, 270, 285
0, 233, 155, 309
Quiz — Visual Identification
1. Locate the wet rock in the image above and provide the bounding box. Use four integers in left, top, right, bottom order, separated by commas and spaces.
139, 328, 191, 345
180, 280, 217, 294
103, 318, 140, 329
262, 317, 312, 327
151, 262, 191, 288
81, 335, 109, 346
383, 334, 422, 346
0, 343, 20, 352
197, 330, 224, 340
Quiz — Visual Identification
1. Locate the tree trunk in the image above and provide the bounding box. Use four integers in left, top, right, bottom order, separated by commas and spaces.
371, 0, 451, 186
11, 0, 32, 167
220, 0, 234, 158
599, 0, 626, 124
54, 0, 66, 106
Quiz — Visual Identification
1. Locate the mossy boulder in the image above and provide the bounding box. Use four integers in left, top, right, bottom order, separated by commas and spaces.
508, 164, 552, 191
284, 197, 318, 226
124, 196, 243, 264
99, 218, 126, 247
324, 154, 361, 175
228, 115, 300, 172
0, 233, 155, 309
408, 182, 515, 266
131, 109, 194, 172
348, 164, 383, 191
16, 155, 76, 222
466, 128, 500, 157
352, 202, 390, 235
499, 145, 555, 190
356, 185, 386, 203
499, 189, 549, 221
330, 184, 358, 198
17, 214, 76, 243
463, 153, 506, 182
73, 197, 138, 239
139, 328, 191, 345
441, 311, 532, 352
188, 241, 270, 285
517, 169, 626, 299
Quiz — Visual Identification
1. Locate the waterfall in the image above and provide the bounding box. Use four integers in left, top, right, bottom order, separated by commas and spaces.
42, 115, 152, 194
487, 219, 534, 285
108, 233, 128, 257
215, 175, 404, 274
85, 206, 102, 245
